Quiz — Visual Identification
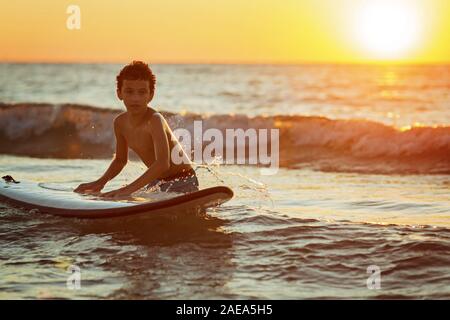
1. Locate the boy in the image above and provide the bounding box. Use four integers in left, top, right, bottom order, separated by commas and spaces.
74, 61, 198, 197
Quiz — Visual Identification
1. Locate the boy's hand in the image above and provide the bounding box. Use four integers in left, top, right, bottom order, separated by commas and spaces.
100, 187, 133, 198
74, 180, 105, 194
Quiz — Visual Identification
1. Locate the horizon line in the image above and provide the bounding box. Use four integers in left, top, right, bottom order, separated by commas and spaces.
0, 59, 449, 66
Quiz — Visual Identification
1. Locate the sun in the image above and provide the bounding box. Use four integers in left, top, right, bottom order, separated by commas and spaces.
354, 1, 421, 59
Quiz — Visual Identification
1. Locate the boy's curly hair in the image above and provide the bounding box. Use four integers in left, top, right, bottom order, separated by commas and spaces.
116, 61, 156, 94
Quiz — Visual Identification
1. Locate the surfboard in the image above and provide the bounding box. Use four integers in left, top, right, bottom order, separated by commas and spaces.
0, 176, 233, 219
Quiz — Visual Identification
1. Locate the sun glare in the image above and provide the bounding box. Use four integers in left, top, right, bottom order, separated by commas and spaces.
354, 1, 421, 59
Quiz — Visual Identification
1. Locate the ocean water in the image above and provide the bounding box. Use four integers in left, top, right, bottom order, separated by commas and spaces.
0, 63, 449, 299
1, 63, 449, 126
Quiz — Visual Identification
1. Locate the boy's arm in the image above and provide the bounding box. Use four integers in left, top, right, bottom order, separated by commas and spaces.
74, 117, 128, 193
97, 117, 129, 184
102, 114, 170, 197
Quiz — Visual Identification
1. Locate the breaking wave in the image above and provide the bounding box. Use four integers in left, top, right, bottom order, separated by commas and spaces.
1, 102, 449, 174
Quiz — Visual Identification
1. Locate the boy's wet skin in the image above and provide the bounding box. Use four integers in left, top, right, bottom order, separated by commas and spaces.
74, 62, 195, 197
116, 107, 193, 180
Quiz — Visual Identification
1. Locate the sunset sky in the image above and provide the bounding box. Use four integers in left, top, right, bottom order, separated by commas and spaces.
0, 0, 449, 64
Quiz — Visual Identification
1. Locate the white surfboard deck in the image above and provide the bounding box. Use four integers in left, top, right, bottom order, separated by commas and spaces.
0, 179, 233, 219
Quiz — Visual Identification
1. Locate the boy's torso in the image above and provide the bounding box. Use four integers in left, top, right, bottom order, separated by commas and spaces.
117, 108, 193, 180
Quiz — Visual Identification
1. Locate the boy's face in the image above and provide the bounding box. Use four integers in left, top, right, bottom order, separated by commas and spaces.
117, 79, 154, 114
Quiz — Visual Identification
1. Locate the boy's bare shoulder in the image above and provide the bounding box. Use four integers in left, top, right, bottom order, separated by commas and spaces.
113, 112, 127, 128
148, 110, 167, 127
